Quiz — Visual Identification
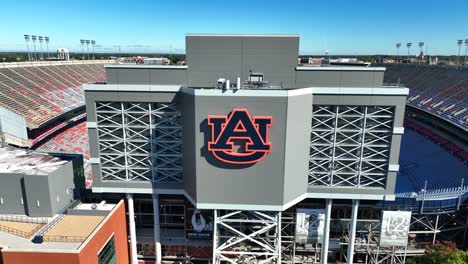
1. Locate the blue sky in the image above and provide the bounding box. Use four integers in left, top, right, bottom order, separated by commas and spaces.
1, 0, 467, 55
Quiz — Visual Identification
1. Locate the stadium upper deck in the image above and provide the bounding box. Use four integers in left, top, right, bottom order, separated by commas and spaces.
383, 63, 468, 131
0, 61, 109, 128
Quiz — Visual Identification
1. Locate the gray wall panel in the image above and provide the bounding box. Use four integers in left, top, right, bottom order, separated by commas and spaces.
149, 69, 187, 86
88, 128, 100, 158
0, 174, 25, 215
187, 35, 299, 88
106, 69, 118, 84
182, 93, 197, 200
190, 93, 288, 207
23, 175, 53, 217
296, 70, 384, 88
282, 94, 312, 204
48, 162, 75, 214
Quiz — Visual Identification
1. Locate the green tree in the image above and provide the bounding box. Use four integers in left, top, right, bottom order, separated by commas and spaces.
406, 242, 468, 264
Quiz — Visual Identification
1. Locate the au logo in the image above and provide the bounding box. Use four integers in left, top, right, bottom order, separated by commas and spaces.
208, 109, 272, 164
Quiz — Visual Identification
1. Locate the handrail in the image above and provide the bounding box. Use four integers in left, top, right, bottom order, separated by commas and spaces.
0, 215, 48, 224
0, 222, 44, 238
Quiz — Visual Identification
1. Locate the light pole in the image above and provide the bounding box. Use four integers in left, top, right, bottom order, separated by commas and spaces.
80, 39, 85, 60
396, 43, 401, 63
24, 35, 31, 61
91, 40, 96, 60
406, 42, 412, 62
38, 36, 44, 60
86, 40, 90, 60
418, 42, 424, 63
457, 39, 463, 68
464, 39, 468, 67
45, 37, 50, 59
31, 35, 37, 61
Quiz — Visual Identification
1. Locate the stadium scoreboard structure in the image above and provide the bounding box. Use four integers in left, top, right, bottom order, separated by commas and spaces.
84, 34, 410, 264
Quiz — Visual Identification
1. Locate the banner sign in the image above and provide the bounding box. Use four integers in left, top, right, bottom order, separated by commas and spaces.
295, 208, 325, 243
379, 211, 411, 247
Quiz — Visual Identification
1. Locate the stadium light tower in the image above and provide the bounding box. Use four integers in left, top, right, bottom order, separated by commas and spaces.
91, 40, 96, 60
464, 39, 468, 67
24, 34, 31, 62
396, 43, 401, 63
406, 42, 412, 62
38, 36, 44, 60
31, 35, 37, 61
45, 37, 50, 59
457, 39, 463, 68
419, 42, 424, 63
85, 40, 90, 60
80, 39, 85, 60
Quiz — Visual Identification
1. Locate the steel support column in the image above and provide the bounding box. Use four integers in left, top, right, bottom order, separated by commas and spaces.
322, 199, 332, 264
432, 214, 439, 244
347, 200, 360, 264
212, 209, 218, 264
153, 194, 162, 264
127, 194, 138, 264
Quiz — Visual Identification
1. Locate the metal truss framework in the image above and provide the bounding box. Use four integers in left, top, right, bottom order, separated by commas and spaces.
278, 203, 468, 264
96, 101, 183, 183
309, 105, 395, 188
213, 210, 282, 264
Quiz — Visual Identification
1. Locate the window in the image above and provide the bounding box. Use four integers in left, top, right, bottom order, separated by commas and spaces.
98, 235, 116, 264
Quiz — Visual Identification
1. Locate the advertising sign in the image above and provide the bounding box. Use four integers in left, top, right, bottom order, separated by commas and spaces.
379, 211, 411, 247
295, 208, 325, 243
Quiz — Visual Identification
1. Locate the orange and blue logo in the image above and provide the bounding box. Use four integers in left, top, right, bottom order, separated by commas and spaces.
208, 109, 273, 164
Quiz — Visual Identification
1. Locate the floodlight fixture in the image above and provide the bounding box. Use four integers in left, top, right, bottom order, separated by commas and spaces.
80, 39, 85, 60
406, 42, 412, 62
396, 43, 401, 63
45, 37, 50, 59
91, 40, 96, 59
464, 39, 468, 67
31, 35, 38, 61
38, 36, 44, 60
418, 42, 425, 63
85, 40, 90, 60
24, 34, 31, 61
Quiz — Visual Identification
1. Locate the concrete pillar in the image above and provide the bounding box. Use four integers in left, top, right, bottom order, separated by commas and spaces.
153, 194, 162, 264
321, 199, 332, 264
127, 194, 138, 264
347, 200, 360, 264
